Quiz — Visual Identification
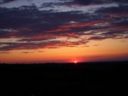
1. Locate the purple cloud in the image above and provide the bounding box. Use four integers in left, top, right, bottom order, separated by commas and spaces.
0, 0, 128, 51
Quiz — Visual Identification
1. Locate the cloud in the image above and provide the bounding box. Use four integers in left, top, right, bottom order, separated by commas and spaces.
0, 0, 15, 3
0, 0, 128, 51
73, 0, 128, 5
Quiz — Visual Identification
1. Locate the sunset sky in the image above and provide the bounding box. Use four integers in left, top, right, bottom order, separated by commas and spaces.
0, 0, 128, 63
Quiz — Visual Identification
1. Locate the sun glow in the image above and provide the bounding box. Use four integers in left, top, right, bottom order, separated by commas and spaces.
73, 60, 78, 64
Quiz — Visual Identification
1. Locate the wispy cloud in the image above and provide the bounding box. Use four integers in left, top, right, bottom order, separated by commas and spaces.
0, 0, 128, 51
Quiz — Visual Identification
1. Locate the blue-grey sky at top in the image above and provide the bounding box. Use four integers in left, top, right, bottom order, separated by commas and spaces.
0, 0, 128, 51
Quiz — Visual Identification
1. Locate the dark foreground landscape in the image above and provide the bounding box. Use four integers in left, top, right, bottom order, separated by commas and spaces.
0, 61, 128, 96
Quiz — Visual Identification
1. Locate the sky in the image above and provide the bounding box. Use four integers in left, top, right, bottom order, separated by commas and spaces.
0, 0, 128, 63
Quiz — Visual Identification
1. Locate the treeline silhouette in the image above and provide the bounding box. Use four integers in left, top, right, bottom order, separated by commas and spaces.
0, 61, 128, 96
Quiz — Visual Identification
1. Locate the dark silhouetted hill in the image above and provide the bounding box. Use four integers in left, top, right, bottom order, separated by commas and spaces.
0, 61, 128, 96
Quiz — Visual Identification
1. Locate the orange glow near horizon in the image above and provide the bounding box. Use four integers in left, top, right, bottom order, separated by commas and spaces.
0, 0, 128, 64
73, 60, 78, 64
0, 38, 128, 63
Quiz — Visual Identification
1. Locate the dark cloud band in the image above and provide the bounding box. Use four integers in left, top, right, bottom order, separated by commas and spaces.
0, 0, 128, 51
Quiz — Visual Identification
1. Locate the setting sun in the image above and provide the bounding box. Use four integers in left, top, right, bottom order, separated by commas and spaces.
0, 0, 128, 63
73, 60, 78, 64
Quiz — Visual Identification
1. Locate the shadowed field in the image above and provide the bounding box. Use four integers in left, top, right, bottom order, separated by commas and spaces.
0, 61, 128, 96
